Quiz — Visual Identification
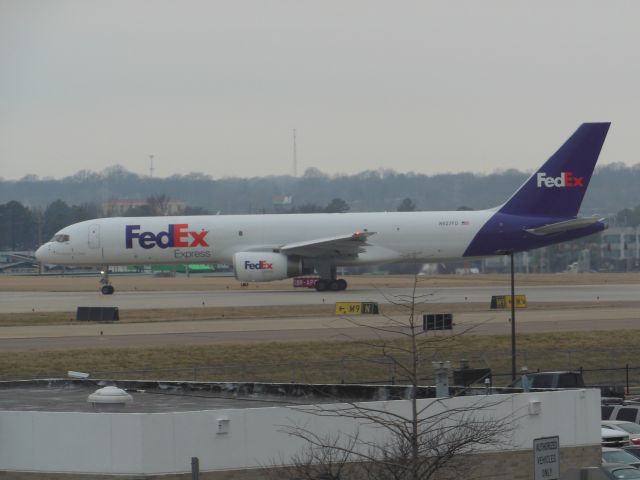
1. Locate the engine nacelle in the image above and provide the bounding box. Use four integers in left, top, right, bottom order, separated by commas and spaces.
233, 252, 313, 282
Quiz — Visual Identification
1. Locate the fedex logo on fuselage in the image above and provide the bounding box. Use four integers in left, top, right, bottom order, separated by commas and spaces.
244, 260, 273, 270
126, 224, 209, 249
536, 171, 584, 188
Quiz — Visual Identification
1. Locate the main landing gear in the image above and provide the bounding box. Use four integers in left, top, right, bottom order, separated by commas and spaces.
313, 264, 347, 291
315, 278, 348, 292
100, 268, 114, 295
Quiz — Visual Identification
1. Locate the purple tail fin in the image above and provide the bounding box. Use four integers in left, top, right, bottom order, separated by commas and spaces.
499, 123, 610, 218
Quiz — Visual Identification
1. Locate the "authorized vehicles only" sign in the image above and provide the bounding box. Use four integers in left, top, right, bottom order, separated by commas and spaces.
533, 436, 559, 480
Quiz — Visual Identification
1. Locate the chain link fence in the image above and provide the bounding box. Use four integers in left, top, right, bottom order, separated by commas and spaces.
5, 347, 640, 394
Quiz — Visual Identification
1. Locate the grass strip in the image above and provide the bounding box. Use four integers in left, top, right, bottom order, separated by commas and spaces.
2, 330, 640, 387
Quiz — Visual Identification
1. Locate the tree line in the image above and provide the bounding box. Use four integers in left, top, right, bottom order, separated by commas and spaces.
0, 200, 98, 250
2, 163, 640, 216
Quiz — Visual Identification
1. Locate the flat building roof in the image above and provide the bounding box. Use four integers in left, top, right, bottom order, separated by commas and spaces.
0, 379, 433, 413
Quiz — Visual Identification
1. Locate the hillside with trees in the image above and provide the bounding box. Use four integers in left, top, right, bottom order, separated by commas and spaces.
1, 163, 638, 216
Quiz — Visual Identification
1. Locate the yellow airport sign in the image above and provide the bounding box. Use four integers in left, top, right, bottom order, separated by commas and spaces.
490, 295, 527, 309
335, 302, 379, 315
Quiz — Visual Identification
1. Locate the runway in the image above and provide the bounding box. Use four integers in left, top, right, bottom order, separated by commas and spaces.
1, 283, 638, 313
1, 280, 640, 350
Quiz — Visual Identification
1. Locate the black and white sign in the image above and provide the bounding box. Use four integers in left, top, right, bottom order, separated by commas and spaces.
423, 313, 453, 331
533, 436, 559, 480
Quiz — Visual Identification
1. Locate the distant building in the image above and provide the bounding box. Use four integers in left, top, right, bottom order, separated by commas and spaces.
272, 195, 293, 212
480, 251, 530, 273
601, 226, 640, 269
272, 195, 293, 206
102, 199, 146, 216
103, 199, 186, 216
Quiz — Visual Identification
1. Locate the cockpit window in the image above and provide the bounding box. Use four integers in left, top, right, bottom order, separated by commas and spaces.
51, 234, 70, 243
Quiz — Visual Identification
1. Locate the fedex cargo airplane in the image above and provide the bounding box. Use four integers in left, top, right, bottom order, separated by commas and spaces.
36, 123, 610, 294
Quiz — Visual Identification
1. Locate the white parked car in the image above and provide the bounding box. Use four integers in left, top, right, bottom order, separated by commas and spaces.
602, 427, 631, 448
603, 420, 640, 446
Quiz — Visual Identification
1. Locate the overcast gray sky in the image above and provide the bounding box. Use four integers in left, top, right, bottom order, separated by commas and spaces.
1, 1, 638, 180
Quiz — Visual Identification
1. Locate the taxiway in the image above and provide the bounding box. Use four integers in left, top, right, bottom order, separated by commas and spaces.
1, 284, 638, 313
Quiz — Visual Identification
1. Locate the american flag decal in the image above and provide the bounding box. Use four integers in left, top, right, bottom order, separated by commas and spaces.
461, 221, 469, 225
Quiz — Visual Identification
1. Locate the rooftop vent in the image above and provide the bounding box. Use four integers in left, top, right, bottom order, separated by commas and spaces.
87, 386, 133, 407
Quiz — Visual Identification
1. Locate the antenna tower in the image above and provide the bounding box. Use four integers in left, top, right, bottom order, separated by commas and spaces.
292, 129, 297, 177
149, 154, 155, 178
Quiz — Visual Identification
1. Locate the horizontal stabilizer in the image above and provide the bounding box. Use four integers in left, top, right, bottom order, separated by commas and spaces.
281, 231, 374, 258
525, 217, 604, 236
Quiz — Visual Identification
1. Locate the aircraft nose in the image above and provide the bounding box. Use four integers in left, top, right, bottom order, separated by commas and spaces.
35, 244, 49, 262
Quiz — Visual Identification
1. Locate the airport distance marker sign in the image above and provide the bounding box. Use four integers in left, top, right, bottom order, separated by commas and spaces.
490, 294, 527, 309
533, 436, 559, 480
335, 302, 379, 315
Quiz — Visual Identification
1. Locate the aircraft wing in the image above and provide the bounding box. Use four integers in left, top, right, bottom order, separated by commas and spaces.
280, 231, 374, 258
525, 217, 604, 236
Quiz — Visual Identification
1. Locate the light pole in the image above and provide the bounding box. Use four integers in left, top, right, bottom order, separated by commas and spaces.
510, 252, 517, 381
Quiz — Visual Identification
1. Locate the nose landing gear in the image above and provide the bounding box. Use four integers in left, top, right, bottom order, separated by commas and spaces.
100, 268, 114, 295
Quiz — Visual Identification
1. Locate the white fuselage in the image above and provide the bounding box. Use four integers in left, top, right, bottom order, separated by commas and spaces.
35, 210, 494, 267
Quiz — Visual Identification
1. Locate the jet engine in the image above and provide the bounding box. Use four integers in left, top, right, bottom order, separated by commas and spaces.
233, 252, 314, 282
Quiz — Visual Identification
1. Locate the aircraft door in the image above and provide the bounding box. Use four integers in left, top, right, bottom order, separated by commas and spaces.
88, 224, 100, 249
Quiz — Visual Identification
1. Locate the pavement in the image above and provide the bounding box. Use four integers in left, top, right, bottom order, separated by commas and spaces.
1, 283, 639, 313
1, 281, 639, 350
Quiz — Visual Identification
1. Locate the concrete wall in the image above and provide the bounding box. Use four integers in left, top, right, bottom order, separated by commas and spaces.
0, 390, 601, 477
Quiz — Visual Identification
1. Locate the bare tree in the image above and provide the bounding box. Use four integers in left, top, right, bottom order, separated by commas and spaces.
273, 432, 362, 480
278, 276, 513, 480
146, 193, 171, 216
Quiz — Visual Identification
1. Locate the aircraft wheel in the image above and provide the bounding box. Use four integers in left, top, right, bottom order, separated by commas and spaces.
315, 279, 329, 292
101, 285, 115, 295
336, 279, 348, 291
329, 280, 341, 291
